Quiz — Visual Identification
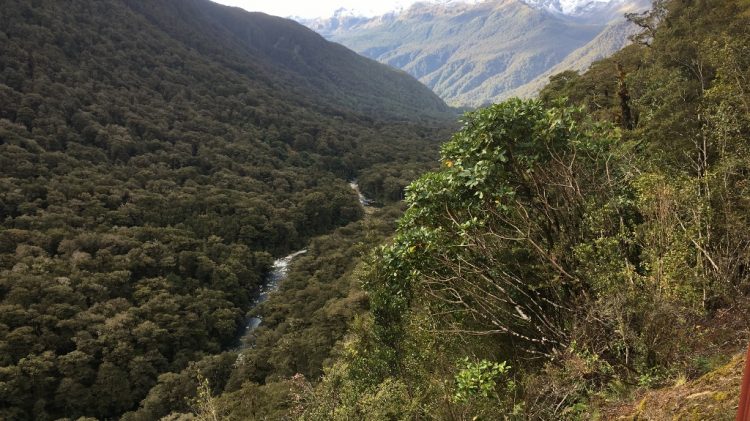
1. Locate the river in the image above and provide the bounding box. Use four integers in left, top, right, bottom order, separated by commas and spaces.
234, 249, 307, 350
234, 182, 372, 351
349, 180, 375, 213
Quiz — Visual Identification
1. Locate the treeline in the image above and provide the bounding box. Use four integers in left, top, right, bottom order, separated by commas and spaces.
0, 0, 452, 419
281, 0, 750, 419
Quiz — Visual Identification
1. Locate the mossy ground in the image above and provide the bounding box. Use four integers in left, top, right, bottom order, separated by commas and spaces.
598, 350, 744, 420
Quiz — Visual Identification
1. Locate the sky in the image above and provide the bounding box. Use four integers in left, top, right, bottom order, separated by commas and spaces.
211, 0, 427, 19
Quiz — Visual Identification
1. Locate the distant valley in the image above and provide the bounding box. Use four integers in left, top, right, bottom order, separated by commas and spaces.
301, 0, 649, 106
0, 0, 453, 418
5, 0, 749, 419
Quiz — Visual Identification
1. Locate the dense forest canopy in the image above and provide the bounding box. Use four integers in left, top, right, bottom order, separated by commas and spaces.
0, 0, 455, 419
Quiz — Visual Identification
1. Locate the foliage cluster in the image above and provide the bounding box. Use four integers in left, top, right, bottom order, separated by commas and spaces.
298, 0, 750, 418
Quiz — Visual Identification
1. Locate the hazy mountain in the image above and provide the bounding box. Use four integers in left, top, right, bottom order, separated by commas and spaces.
302, 0, 649, 106
502, 16, 641, 98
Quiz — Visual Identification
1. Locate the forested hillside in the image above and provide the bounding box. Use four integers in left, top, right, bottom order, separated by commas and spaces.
0, 1, 454, 419
285, 0, 749, 419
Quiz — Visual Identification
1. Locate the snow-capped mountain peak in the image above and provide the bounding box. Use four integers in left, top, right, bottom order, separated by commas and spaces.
522, 0, 626, 16
331, 7, 358, 18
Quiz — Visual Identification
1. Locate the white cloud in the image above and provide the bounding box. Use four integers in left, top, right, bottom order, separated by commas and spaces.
211, 0, 429, 19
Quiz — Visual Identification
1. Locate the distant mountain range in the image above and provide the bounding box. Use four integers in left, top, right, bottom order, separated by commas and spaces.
301, 0, 650, 106
525, 0, 631, 15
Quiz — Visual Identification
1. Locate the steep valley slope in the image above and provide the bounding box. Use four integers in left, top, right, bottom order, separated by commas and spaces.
0, 0, 454, 419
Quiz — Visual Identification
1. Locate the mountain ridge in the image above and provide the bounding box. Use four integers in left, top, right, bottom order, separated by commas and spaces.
128, 0, 452, 120
302, 0, 649, 106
